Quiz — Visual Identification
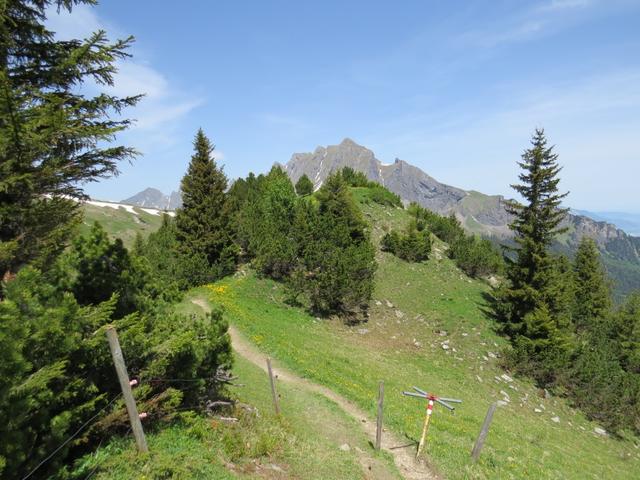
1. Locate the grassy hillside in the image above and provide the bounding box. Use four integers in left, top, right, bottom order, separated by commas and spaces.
70, 296, 401, 480
80, 203, 166, 247
73, 192, 639, 479
197, 197, 640, 479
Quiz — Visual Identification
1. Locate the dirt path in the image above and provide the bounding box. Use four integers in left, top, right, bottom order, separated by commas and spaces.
192, 298, 437, 480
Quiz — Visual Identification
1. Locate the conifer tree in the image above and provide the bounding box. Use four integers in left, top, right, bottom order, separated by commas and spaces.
493, 129, 572, 380
175, 129, 235, 283
0, 0, 140, 278
251, 167, 298, 279
573, 237, 612, 334
614, 293, 640, 374
295, 172, 376, 319
295, 174, 314, 196
60, 222, 155, 317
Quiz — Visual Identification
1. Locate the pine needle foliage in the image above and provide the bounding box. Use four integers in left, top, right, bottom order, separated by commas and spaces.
493, 129, 573, 383
294, 172, 377, 320
573, 237, 612, 334
0, 0, 140, 277
175, 129, 236, 285
294, 173, 314, 196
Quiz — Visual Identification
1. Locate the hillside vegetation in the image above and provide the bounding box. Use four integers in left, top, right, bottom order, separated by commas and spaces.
81, 190, 640, 479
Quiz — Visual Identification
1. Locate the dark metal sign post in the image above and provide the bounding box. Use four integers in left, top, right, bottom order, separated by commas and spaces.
403, 386, 462, 458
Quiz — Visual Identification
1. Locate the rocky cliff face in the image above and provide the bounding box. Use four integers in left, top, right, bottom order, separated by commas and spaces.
284, 138, 467, 213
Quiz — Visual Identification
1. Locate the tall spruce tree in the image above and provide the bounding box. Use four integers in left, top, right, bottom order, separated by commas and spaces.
493, 129, 573, 381
0, 0, 140, 279
175, 129, 235, 283
573, 237, 612, 334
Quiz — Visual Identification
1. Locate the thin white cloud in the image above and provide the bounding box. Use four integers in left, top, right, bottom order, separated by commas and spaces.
538, 0, 594, 13
46, 4, 202, 147
46, 3, 103, 39
107, 62, 169, 99
459, 0, 598, 49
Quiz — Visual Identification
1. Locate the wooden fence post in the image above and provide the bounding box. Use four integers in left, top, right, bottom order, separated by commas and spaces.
266, 357, 280, 415
375, 381, 384, 450
471, 402, 497, 463
106, 326, 149, 453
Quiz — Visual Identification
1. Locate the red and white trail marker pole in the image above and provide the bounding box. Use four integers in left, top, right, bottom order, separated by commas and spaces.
403, 386, 462, 459
416, 398, 434, 458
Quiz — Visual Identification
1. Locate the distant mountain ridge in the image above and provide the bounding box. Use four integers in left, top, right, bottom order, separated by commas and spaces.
283, 138, 640, 298
121, 138, 640, 297
572, 210, 640, 237
121, 188, 182, 210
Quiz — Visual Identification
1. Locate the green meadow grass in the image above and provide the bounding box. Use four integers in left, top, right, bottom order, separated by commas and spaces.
197, 198, 640, 480
69, 297, 399, 480
80, 204, 165, 248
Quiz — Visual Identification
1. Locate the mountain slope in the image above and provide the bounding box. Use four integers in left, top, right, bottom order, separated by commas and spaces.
201, 193, 640, 480
80, 200, 171, 247
573, 210, 640, 237
283, 139, 640, 298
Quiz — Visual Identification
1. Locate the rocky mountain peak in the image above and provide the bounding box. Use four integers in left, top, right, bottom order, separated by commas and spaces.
121, 188, 182, 210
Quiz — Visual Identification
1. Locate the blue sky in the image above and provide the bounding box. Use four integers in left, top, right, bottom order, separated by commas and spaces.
48, 0, 640, 212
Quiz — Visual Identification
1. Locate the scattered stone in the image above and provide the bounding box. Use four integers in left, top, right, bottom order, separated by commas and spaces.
482, 355, 489, 361
534, 408, 543, 413
494, 376, 502, 382
340, 443, 351, 451
357, 328, 369, 335
497, 400, 508, 407
395, 310, 405, 319
385, 300, 394, 308
375, 300, 382, 306
476, 375, 483, 383
594, 427, 607, 436
551, 416, 560, 423
413, 339, 422, 348
441, 343, 450, 350
462, 332, 468, 337
501, 374, 514, 383
487, 351, 497, 359
438, 330, 448, 337
269, 464, 284, 473
500, 390, 510, 401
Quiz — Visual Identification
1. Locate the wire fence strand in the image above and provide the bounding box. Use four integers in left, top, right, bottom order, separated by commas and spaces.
21, 393, 122, 480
